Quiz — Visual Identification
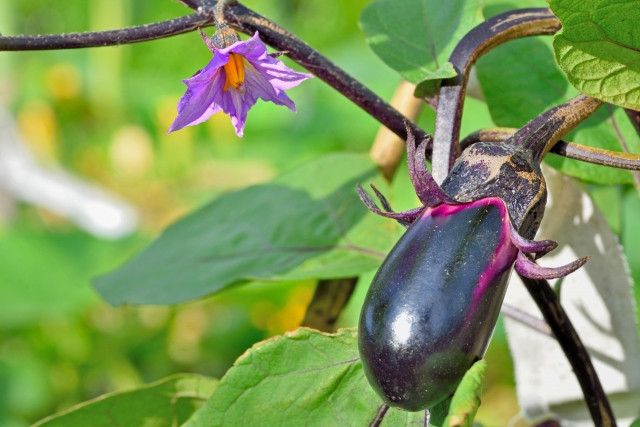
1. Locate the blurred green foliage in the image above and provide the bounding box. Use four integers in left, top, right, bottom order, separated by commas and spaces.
3, 1, 637, 427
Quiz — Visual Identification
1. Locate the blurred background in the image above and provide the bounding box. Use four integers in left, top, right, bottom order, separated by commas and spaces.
3, 1, 629, 426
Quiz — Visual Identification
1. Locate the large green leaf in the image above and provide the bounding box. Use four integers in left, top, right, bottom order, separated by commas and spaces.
359, 0, 484, 84
550, 0, 640, 110
94, 154, 397, 306
184, 328, 427, 426
476, 37, 639, 184
34, 374, 217, 427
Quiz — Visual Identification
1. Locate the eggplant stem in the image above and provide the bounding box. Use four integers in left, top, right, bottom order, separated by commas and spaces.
461, 127, 640, 171
510, 95, 603, 162
431, 8, 562, 182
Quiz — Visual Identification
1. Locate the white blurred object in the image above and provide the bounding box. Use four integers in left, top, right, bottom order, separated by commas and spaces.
0, 105, 138, 239
505, 166, 640, 426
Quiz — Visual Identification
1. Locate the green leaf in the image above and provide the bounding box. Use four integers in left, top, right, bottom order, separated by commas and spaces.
359, 0, 484, 84
443, 360, 486, 427
34, 374, 217, 427
94, 154, 397, 306
184, 328, 426, 426
476, 37, 639, 184
414, 62, 459, 98
550, 0, 640, 110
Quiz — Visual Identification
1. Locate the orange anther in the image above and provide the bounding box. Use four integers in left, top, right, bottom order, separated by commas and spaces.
223, 53, 245, 91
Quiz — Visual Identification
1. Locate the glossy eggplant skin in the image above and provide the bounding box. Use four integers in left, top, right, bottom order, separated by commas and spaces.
358, 197, 518, 411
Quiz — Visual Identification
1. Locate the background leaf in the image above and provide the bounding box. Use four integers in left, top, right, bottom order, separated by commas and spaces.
94, 154, 397, 306
34, 374, 217, 427
476, 37, 640, 184
184, 328, 427, 426
550, 0, 640, 110
359, 0, 483, 84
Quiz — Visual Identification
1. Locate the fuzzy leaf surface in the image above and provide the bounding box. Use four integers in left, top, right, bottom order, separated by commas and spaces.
94, 154, 395, 305
476, 37, 640, 184
184, 328, 426, 426
360, 0, 483, 84
550, 0, 640, 110
35, 374, 217, 427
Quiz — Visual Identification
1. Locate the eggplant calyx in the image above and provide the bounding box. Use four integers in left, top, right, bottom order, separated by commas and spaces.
515, 251, 589, 280
356, 183, 423, 227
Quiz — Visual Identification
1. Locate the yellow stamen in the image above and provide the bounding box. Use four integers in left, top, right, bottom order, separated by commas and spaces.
223, 53, 245, 91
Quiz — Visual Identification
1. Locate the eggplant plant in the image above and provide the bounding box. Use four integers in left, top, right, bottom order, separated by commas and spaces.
2, 0, 640, 426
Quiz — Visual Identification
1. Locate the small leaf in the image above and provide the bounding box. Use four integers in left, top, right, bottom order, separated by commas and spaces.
550, 0, 640, 110
94, 154, 397, 306
184, 328, 427, 426
443, 360, 486, 427
360, 0, 483, 83
414, 62, 459, 98
34, 374, 217, 427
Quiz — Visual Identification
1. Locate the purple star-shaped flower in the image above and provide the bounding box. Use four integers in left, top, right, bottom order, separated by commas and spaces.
169, 31, 313, 137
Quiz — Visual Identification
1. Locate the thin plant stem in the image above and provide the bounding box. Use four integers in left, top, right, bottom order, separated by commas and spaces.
500, 304, 552, 336
0, 13, 215, 49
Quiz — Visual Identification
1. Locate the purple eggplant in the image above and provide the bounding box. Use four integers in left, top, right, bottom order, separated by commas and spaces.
359, 198, 516, 410
357, 95, 599, 411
